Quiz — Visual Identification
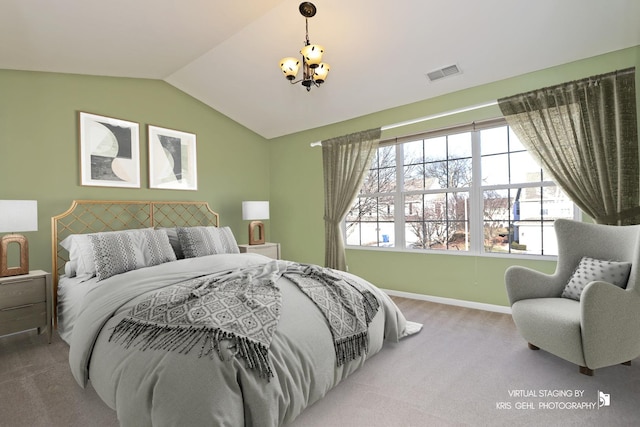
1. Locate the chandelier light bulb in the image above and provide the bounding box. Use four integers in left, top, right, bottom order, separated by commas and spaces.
279, 57, 300, 80
300, 44, 324, 68
313, 63, 330, 83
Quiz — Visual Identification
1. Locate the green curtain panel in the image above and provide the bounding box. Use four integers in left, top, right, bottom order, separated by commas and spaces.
498, 68, 639, 225
322, 128, 381, 270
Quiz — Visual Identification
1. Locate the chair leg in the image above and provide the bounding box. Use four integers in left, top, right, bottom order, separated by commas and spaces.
528, 343, 540, 350
579, 366, 594, 376
622, 361, 632, 366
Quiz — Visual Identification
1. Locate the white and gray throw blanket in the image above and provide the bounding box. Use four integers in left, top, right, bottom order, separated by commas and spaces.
109, 261, 380, 379
109, 261, 287, 379
283, 263, 380, 366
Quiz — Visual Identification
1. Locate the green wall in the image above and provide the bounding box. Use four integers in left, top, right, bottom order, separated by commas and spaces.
269, 46, 640, 307
0, 70, 270, 273
2, 46, 638, 308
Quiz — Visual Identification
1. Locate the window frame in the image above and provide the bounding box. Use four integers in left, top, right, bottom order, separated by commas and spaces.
343, 117, 579, 260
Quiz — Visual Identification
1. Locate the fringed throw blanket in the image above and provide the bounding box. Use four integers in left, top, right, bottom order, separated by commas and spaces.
109, 261, 288, 379
284, 264, 380, 366
109, 261, 380, 379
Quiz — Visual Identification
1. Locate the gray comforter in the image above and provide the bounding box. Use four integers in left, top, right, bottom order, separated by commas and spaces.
68, 253, 410, 426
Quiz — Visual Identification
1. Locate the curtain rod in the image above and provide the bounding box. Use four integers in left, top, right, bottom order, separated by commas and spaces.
309, 100, 498, 147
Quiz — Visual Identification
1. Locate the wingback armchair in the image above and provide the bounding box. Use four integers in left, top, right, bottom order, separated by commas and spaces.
505, 218, 640, 375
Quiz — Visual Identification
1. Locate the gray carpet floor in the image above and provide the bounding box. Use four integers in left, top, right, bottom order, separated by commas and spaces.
1, 296, 638, 426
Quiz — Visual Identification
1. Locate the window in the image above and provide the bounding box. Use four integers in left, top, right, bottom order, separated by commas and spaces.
345, 119, 576, 256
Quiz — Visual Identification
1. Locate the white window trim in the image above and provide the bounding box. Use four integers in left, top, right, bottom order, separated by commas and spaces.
343, 117, 580, 259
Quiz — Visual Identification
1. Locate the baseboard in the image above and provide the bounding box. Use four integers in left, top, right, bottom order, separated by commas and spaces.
382, 288, 512, 314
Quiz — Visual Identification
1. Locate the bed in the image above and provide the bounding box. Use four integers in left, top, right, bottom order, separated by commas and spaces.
52, 200, 419, 426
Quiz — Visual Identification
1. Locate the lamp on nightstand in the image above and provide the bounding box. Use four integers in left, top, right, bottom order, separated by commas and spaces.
0, 200, 38, 277
242, 201, 269, 245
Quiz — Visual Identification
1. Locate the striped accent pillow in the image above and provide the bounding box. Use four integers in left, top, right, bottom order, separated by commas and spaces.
89, 228, 176, 281
176, 226, 240, 258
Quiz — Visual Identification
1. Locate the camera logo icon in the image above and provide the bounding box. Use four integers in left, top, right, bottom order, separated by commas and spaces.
598, 391, 610, 408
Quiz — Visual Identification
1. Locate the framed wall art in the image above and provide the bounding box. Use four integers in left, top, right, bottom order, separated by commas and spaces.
148, 125, 197, 191
79, 112, 140, 188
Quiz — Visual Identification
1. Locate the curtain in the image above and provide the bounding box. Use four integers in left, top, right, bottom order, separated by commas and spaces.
498, 68, 639, 225
322, 128, 381, 270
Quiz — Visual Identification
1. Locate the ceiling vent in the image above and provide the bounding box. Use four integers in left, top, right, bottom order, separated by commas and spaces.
426, 64, 461, 82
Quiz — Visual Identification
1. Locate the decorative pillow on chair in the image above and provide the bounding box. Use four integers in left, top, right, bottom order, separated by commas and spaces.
561, 256, 632, 301
176, 226, 240, 258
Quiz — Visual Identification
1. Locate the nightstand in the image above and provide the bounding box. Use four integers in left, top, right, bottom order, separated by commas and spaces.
0, 270, 52, 343
238, 242, 281, 260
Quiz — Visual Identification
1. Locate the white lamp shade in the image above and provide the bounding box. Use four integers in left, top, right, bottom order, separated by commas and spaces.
313, 63, 330, 83
242, 201, 270, 221
280, 57, 300, 80
300, 44, 324, 68
0, 200, 38, 232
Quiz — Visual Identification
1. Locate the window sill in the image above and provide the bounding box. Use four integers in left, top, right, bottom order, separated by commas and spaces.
345, 244, 558, 262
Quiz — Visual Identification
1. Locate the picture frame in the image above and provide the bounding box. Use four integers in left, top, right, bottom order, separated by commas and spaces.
79, 112, 140, 188
148, 125, 197, 191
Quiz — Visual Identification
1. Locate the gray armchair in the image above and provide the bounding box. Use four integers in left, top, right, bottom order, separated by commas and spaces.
505, 218, 640, 375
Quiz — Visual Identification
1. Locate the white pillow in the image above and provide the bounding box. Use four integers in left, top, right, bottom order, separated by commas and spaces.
60, 234, 96, 278
64, 260, 77, 278
561, 256, 632, 301
176, 226, 239, 258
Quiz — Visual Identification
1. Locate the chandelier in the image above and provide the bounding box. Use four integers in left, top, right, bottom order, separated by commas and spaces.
279, 2, 330, 92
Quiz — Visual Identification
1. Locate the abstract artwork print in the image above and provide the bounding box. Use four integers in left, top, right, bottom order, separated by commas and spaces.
148, 125, 197, 190
79, 112, 140, 188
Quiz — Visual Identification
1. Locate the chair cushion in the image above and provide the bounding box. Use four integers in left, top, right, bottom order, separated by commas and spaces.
511, 298, 585, 366
561, 256, 631, 301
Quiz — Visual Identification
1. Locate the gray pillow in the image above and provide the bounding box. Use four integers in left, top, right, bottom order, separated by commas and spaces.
561, 256, 631, 301
176, 226, 240, 258
89, 228, 177, 281
159, 227, 185, 259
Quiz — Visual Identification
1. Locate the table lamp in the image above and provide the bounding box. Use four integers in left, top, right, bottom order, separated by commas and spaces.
0, 200, 38, 277
242, 201, 269, 245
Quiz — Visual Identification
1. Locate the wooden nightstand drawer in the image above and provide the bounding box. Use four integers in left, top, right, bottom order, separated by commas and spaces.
0, 276, 46, 310
238, 242, 281, 260
0, 302, 47, 336
0, 270, 52, 342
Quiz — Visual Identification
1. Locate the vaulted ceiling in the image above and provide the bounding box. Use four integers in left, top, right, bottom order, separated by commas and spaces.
2, 0, 639, 139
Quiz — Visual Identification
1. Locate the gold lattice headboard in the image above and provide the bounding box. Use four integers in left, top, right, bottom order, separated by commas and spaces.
51, 200, 219, 320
